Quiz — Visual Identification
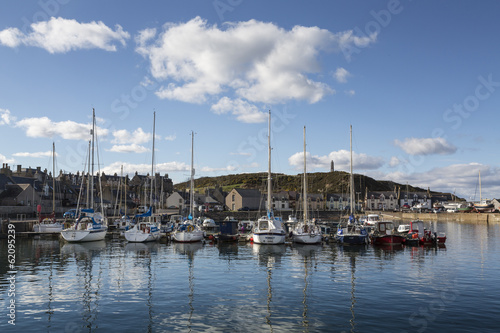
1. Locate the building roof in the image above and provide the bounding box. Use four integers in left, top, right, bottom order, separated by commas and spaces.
233, 188, 262, 198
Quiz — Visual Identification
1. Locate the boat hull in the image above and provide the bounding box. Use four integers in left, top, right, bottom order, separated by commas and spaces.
125, 230, 160, 242
33, 223, 63, 233
292, 233, 322, 244
60, 228, 107, 242
372, 234, 405, 245
253, 232, 286, 244
172, 230, 204, 243
217, 234, 240, 242
337, 234, 368, 245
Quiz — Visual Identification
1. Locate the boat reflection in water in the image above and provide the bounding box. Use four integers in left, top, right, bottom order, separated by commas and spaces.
60, 240, 106, 331
292, 244, 322, 329
338, 244, 368, 332
124, 241, 160, 332
252, 243, 286, 331
172, 242, 204, 331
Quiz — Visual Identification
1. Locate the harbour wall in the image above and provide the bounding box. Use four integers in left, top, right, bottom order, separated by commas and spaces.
378, 211, 500, 224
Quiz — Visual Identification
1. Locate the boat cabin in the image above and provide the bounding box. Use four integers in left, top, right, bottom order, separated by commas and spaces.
373, 221, 395, 235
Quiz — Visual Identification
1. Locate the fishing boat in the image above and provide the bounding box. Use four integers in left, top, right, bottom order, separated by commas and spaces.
362, 214, 380, 226
124, 112, 160, 243
172, 131, 204, 243
406, 220, 446, 245
335, 125, 368, 245
369, 221, 405, 245
291, 126, 322, 244
216, 216, 240, 242
61, 109, 107, 242
252, 111, 286, 245
33, 143, 63, 233
201, 217, 220, 240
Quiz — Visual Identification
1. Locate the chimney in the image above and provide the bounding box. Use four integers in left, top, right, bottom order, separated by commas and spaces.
17, 165, 21, 173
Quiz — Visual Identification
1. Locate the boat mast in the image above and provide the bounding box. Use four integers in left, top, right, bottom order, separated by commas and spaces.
350, 125, 354, 216
52, 142, 56, 221
479, 170, 482, 202
303, 126, 308, 223
190, 130, 195, 219
267, 110, 272, 217
124, 171, 127, 216
90, 108, 95, 210
150, 111, 155, 209
86, 140, 90, 208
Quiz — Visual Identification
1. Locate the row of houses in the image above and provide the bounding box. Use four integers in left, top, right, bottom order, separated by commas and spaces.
2, 162, 474, 215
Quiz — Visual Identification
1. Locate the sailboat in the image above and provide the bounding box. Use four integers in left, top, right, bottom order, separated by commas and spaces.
33, 142, 63, 233
252, 111, 286, 245
61, 109, 108, 242
473, 170, 494, 212
125, 112, 160, 242
335, 125, 368, 245
172, 131, 204, 243
113, 166, 133, 231
291, 126, 322, 244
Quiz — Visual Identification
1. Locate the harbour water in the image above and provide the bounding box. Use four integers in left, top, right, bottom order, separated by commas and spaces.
1, 220, 499, 332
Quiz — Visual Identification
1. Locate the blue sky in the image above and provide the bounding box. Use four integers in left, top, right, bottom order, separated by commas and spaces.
1, 0, 499, 200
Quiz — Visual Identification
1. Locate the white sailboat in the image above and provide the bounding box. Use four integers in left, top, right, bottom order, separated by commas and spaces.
252, 111, 286, 245
473, 170, 494, 212
335, 125, 368, 245
172, 131, 204, 243
34, 142, 63, 233
61, 109, 107, 242
125, 112, 160, 242
292, 126, 322, 244
113, 165, 133, 231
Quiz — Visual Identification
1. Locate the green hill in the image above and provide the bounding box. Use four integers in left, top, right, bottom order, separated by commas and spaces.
174, 171, 447, 198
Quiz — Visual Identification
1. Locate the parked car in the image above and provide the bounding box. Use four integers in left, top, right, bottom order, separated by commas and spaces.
238, 206, 250, 211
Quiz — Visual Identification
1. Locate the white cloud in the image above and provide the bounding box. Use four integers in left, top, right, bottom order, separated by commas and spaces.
164, 134, 176, 141
111, 128, 151, 144
15, 116, 108, 140
334, 67, 350, 83
0, 108, 15, 125
0, 154, 15, 164
107, 144, 149, 154
211, 97, 267, 123
101, 161, 189, 176
0, 17, 129, 53
13, 151, 55, 158
394, 137, 457, 156
288, 149, 384, 171
345, 90, 355, 96
136, 17, 376, 117
382, 163, 500, 200
389, 156, 402, 167
200, 165, 238, 173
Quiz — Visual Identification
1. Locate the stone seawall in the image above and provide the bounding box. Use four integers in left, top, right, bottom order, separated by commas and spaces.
377, 211, 500, 224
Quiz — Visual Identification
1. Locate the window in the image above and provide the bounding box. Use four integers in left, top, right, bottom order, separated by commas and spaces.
232, 194, 235, 202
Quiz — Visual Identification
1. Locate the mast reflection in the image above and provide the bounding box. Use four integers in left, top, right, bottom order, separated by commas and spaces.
253, 243, 286, 332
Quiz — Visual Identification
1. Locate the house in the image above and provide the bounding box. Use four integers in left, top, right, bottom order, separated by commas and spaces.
166, 191, 190, 212
226, 188, 262, 211
268, 191, 290, 212
400, 192, 431, 210
365, 191, 399, 211
0, 183, 40, 207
